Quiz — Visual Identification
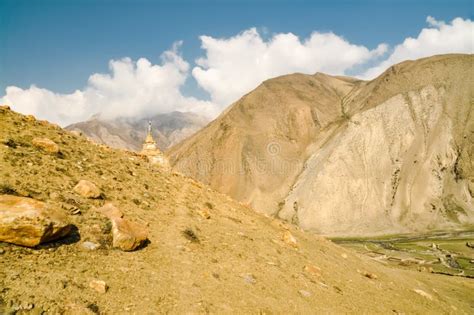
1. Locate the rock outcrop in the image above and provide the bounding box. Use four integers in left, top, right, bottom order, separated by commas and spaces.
0, 195, 72, 247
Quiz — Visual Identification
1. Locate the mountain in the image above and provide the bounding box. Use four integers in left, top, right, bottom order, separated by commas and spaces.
3, 107, 473, 313
167, 54, 474, 237
66, 111, 209, 151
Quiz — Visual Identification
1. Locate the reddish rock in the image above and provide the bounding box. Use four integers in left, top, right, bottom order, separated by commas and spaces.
32, 137, 59, 154
111, 217, 148, 251
0, 195, 72, 247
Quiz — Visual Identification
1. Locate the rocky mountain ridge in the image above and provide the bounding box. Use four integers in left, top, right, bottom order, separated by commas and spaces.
168, 54, 474, 236
67, 111, 209, 151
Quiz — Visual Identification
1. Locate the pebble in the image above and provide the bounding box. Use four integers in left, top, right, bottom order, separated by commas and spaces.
299, 290, 312, 297
242, 274, 256, 284
89, 280, 108, 293
81, 241, 100, 251
0, 248, 5, 254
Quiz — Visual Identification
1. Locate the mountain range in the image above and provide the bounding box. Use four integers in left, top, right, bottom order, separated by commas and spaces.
66, 111, 209, 151
168, 54, 474, 237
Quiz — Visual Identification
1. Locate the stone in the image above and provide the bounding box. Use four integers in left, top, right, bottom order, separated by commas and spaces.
298, 289, 312, 297
32, 137, 59, 154
363, 272, 378, 280
73, 180, 101, 199
0, 104, 11, 111
242, 273, 256, 284
413, 289, 433, 300
70, 130, 83, 137
81, 241, 99, 251
95, 203, 123, 220
304, 264, 322, 278
282, 230, 298, 248
25, 115, 36, 122
111, 217, 148, 251
0, 195, 73, 247
89, 280, 107, 293
197, 208, 211, 219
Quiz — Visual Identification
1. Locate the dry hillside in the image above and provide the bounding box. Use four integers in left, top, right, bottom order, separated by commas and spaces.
1, 107, 473, 313
168, 54, 474, 237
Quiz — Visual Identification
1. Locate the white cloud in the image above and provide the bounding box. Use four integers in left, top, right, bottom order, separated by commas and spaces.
0, 43, 217, 126
192, 28, 387, 107
361, 17, 474, 79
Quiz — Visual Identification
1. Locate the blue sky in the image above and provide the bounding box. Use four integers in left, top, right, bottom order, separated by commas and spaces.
0, 0, 472, 125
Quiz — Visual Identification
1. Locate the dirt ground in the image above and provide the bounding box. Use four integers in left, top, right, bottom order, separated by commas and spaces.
1, 107, 473, 314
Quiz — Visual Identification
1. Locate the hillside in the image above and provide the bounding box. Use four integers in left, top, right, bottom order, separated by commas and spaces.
1, 107, 473, 313
168, 54, 474, 237
66, 111, 209, 151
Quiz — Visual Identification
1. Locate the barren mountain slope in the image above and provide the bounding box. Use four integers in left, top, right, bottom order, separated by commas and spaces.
168, 73, 360, 213
279, 54, 474, 236
1, 108, 473, 313
168, 54, 474, 236
67, 111, 209, 151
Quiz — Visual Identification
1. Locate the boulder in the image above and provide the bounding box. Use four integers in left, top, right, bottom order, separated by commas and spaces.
73, 180, 101, 199
95, 203, 123, 219
0, 195, 72, 247
111, 217, 148, 251
32, 137, 59, 154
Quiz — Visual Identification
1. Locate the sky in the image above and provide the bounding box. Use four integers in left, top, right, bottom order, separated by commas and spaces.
0, 0, 473, 126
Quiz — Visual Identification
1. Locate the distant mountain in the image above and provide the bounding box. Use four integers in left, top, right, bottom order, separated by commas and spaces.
168, 54, 474, 237
66, 111, 209, 151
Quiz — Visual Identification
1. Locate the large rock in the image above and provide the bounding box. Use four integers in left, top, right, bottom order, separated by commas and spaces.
0, 195, 72, 247
73, 180, 101, 199
32, 137, 59, 154
111, 217, 148, 251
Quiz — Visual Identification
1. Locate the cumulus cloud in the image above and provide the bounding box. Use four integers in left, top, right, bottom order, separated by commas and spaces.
361, 16, 474, 79
192, 28, 388, 107
0, 43, 217, 126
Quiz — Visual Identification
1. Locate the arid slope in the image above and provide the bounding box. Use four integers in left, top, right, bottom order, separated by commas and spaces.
1, 108, 473, 313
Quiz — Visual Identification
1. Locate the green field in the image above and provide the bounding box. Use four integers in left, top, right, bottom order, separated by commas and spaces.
332, 230, 474, 278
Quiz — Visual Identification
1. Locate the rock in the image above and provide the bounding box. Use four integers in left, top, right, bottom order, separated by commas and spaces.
304, 264, 322, 278
197, 208, 211, 219
341, 253, 348, 259
89, 279, 107, 293
25, 115, 36, 122
111, 217, 148, 251
81, 241, 99, 251
95, 203, 123, 219
0, 195, 73, 247
32, 137, 59, 154
0, 248, 4, 254
242, 273, 256, 284
70, 130, 83, 137
298, 289, 312, 297
363, 272, 378, 280
282, 230, 298, 248
73, 180, 101, 199
413, 289, 433, 300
